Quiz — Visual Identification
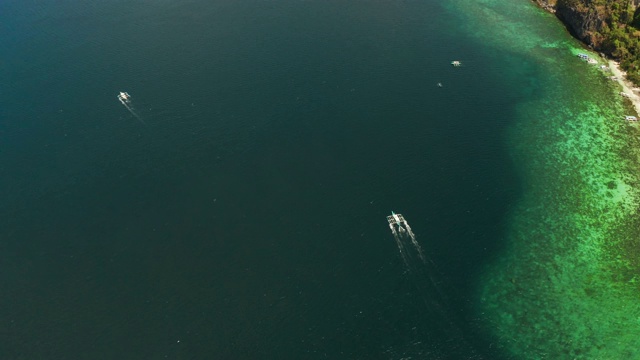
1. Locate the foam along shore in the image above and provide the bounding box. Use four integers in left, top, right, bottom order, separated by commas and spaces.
608, 60, 640, 115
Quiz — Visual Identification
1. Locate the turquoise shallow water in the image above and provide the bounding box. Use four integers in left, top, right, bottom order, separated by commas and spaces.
448, 0, 640, 358
2, 0, 639, 359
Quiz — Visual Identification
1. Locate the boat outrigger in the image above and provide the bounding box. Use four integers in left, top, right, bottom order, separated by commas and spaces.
387, 211, 409, 233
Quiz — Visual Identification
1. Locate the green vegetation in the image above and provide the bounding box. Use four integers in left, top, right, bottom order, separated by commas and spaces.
556, 0, 640, 84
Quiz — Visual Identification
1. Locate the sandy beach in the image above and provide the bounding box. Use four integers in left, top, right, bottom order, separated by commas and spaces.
608, 60, 640, 115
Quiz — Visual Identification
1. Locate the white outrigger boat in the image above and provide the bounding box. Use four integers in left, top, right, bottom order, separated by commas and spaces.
387, 211, 409, 233
117, 91, 131, 104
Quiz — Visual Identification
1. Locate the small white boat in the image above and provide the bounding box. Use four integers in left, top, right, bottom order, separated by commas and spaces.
451, 60, 461, 67
387, 211, 409, 233
117, 91, 131, 104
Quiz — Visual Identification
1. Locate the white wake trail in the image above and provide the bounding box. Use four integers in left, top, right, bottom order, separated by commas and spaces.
121, 101, 146, 125
404, 222, 425, 262
385, 212, 482, 357
390, 225, 410, 267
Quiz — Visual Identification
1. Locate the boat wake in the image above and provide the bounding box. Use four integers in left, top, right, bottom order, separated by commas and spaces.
387, 211, 424, 267
386, 212, 484, 359
117, 91, 146, 125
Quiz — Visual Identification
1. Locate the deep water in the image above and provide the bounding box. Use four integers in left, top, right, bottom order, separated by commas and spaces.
2, 0, 638, 359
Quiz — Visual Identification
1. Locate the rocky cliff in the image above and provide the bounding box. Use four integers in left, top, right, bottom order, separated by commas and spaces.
534, 0, 608, 50
532, 0, 640, 88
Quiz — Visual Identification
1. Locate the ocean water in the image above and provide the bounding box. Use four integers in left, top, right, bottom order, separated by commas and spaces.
2, 0, 638, 359
449, 0, 640, 358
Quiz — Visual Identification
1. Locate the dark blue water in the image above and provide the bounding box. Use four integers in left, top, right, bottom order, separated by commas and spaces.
1, 1, 523, 358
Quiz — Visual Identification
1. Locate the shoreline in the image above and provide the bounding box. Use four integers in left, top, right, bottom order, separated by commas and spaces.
608, 60, 640, 115
531, 1, 640, 115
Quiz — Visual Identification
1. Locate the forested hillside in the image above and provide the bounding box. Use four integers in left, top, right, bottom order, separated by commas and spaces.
540, 0, 640, 84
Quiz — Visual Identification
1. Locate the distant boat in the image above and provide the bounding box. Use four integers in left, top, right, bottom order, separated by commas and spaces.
387, 211, 404, 225
117, 91, 131, 104
451, 60, 461, 67
437, 82, 443, 87
577, 53, 598, 64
